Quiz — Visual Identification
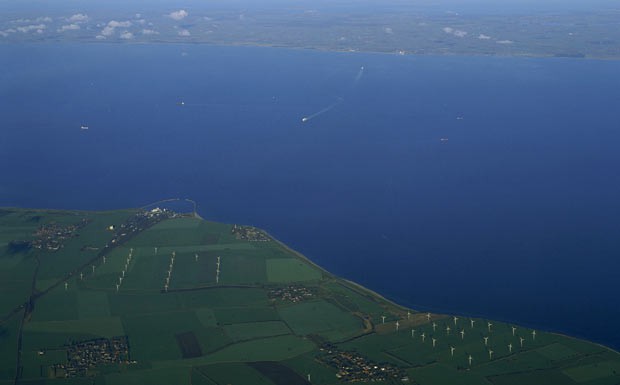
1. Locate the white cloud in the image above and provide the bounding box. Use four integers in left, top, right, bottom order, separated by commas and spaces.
17, 24, 46, 33
101, 26, 115, 36
68, 13, 89, 22
443, 27, 467, 38
178, 29, 191, 37
13, 16, 51, 23
142, 28, 159, 35
57, 24, 80, 32
135, 13, 142, 18
497, 40, 514, 45
120, 31, 134, 40
478, 34, 491, 40
168, 10, 188, 21
0, 31, 8, 37
95, 35, 106, 40
384, 27, 393, 34
100, 20, 132, 37
108, 20, 132, 28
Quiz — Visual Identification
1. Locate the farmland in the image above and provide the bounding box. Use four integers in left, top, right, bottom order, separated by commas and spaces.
0, 207, 619, 384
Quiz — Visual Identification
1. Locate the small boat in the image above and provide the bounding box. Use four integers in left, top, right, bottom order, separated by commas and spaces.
80, 124, 89, 130
440, 138, 449, 142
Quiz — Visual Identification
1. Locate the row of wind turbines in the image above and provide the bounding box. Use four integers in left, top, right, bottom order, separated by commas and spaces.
382, 311, 538, 366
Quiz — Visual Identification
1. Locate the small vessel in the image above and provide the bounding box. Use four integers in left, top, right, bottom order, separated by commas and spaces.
440, 138, 449, 142
80, 124, 89, 130
176, 101, 185, 106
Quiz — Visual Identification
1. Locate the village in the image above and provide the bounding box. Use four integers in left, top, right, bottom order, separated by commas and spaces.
31, 219, 90, 252
318, 343, 408, 383
267, 285, 316, 303
50, 336, 131, 378
231, 224, 270, 242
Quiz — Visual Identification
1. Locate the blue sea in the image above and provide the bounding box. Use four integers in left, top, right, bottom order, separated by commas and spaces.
2, 43, 619, 350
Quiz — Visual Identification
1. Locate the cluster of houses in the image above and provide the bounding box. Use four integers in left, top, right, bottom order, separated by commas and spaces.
50, 336, 131, 378
268, 285, 316, 303
231, 224, 270, 242
318, 343, 408, 383
31, 219, 90, 251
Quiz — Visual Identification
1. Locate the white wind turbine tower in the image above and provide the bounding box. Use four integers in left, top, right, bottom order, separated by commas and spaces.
488, 350, 494, 360
520, 337, 525, 348
470, 319, 475, 329
426, 313, 431, 321
307, 374, 311, 383
446, 325, 451, 335
532, 330, 536, 341
468, 355, 473, 366
407, 311, 410, 320
154, 247, 158, 255
411, 329, 416, 338
487, 322, 493, 332
381, 316, 386, 324
80, 272, 83, 280
395, 321, 400, 331
508, 343, 513, 353
103, 256, 106, 264
483, 336, 489, 346
64, 282, 68, 290
195, 253, 199, 262
164, 284, 168, 292
432, 338, 436, 348
512, 326, 517, 336
421, 332, 426, 343
116, 284, 119, 292
432, 322, 437, 332
450, 346, 455, 357
92, 265, 95, 273
460, 330, 465, 340
453, 316, 458, 326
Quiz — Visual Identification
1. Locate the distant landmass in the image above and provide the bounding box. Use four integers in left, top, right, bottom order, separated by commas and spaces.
1, 206, 619, 384
1, 1, 619, 59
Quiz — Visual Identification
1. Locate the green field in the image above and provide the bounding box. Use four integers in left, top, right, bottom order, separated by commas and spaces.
1, 207, 619, 385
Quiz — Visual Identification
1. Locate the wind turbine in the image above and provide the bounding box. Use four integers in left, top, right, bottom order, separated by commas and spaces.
103, 256, 106, 264
446, 325, 451, 335
432, 338, 437, 348
92, 265, 95, 273
512, 326, 517, 336
154, 247, 158, 255
382, 316, 386, 324
470, 319, 475, 329
395, 321, 400, 331
122, 270, 125, 277
119, 276, 123, 284
407, 311, 410, 320
508, 343, 513, 353
307, 374, 311, 383
64, 282, 68, 290
432, 322, 437, 332
453, 316, 458, 326
487, 322, 493, 332
483, 336, 489, 346
532, 330, 536, 341
195, 253, 199, 262
421, 332, 426, 343
116, 284, 119, 292
164, 284, 168, 292
80, 272, 83, 280
172, 251, 176, 258
411, 329, 415, 338
460, 330, 465, 340
520, 337, 525, 348
426, 313, 431, 321
468, 355, 473, 366
489, 350, 494, 360
450, 346, 455, 357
